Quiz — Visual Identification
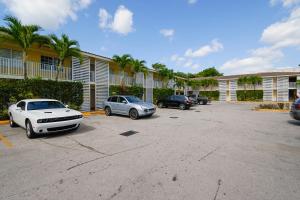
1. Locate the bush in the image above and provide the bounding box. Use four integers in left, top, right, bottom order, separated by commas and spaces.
153, 88, 174, 104
256, 103, 290, 110
199, 91, 219, 101
0, 78, 83, 120
109, 85, 144, 98
237, 90, 263, 101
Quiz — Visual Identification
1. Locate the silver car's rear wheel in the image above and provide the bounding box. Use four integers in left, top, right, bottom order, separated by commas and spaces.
105, 107, 112, 116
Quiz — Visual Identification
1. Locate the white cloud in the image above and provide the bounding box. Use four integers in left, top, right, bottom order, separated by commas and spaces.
98, 8, 111, 29
221, 3, 300, 75
187, 0, 198, 4
160, 29, 175, 40
0, 0, 91, 30
270, 0, 300, 7
220, 47, 284, 75
98, 5, 134, 35
185, 39, 224, 58
261, 7, 300, 48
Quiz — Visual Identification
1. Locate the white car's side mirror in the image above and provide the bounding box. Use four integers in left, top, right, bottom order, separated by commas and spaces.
65, 105, 69, 108
122, 100, 127, 104
16, 107, 21, 111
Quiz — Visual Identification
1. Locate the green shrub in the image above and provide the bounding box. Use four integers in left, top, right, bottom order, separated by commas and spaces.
0, 78, 83, 120
237, 90, 263, 101
256, 103, 290, 110
109, 85, 144, 98
153, 88, 174, 104
199, 91, 219, 101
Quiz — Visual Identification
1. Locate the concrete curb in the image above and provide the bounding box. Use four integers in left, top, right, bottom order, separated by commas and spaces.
253, 109, 289, 113
0, 120, 9, 125
82, 110, 105, 117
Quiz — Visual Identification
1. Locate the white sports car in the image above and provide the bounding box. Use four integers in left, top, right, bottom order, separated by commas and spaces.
8, 99, 83, 138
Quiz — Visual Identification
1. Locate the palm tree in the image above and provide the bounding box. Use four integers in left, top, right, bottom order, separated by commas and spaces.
152, 63, 174, 88
131, 59, 147, 85
112, 54, 133, 85
0, 16, 49, 79
47, 34, 82, 81
248, 75, 262, 91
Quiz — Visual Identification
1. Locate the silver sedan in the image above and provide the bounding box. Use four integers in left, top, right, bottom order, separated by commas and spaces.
103, 96, 156, 120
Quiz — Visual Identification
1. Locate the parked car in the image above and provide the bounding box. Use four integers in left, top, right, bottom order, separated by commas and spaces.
197, 96, 209, 105
8, 99, 83, 138
290, 98, 300, 120
104, 95, 156, 120
157, 95, 192, 110
188, 94, 209, 105
187, 95, 198, 105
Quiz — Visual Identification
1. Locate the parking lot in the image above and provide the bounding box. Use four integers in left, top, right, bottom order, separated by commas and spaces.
0, 102, 300, 200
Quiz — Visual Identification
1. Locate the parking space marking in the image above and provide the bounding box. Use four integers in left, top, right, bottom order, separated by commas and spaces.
0, 133, 13, 148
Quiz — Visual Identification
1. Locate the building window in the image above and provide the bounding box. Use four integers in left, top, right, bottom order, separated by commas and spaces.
40, 56, 60, 71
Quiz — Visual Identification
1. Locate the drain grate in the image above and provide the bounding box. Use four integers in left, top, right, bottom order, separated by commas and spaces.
170, 117, 179, 119
120, 130, 139, 137
195, 111, 200, 112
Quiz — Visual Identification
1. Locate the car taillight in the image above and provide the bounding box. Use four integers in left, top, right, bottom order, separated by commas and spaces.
295, 104, 300, 110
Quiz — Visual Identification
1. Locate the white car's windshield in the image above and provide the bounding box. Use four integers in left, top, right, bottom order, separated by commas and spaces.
126, 96, 142, 103
27, 101, 65, 110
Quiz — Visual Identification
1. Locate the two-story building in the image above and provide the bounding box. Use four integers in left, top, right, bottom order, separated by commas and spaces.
191, 71, 300, 102
0, 42, 180, 111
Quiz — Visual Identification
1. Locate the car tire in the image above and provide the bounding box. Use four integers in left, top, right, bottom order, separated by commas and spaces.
9, 114, 18, 128
179, 104, 186, 110
198, 101, 202, 105
105, 107, 112, 116
158, 102, 164, 108
203, 101, 207, 105
129, 109, 139, 120
25, 120, 36, 139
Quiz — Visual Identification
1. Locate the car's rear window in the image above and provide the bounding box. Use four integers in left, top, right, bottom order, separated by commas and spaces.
27, 101, 65, 110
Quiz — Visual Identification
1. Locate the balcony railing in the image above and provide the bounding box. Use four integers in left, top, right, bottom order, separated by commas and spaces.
154, 80, 163, 88
237, 84, 263, 90
109, 74, 133, 86
0, 57, 72, 81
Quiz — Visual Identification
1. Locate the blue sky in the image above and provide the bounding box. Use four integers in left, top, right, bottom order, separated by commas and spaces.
0, 0, 300, 75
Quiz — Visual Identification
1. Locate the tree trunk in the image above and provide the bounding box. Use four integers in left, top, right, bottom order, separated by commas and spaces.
23, 51, 27, 79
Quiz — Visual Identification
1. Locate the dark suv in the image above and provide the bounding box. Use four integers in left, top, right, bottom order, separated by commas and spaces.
157, 95, 192, 110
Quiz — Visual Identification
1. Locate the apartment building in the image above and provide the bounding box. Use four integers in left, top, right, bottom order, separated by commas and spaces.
193, 72, 300, 102
0, 42, 181, 111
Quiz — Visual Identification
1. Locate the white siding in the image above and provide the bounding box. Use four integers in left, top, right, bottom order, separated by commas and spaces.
136, 72, 144, 87
95, 60, 109, 109
72, 57, 90, 111
277, 76, 289, 102
229, 80, 237, 101
219, 80, 227, 101
263, 78, 273, 101
145, 72, 153, 103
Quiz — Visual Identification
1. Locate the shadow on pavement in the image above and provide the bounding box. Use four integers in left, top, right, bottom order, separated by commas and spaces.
287, 120, 300, 126
37, 123, 96, 139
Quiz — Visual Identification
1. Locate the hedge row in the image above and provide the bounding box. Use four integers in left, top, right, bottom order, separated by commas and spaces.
199, 91, 219, 101
109, 85, 144, 98
0, 78, 83, 120
237, 90, 263, 101
153, 88, 174, 104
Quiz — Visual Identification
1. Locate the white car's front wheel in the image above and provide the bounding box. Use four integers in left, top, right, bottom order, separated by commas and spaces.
26, 120, 36, 139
